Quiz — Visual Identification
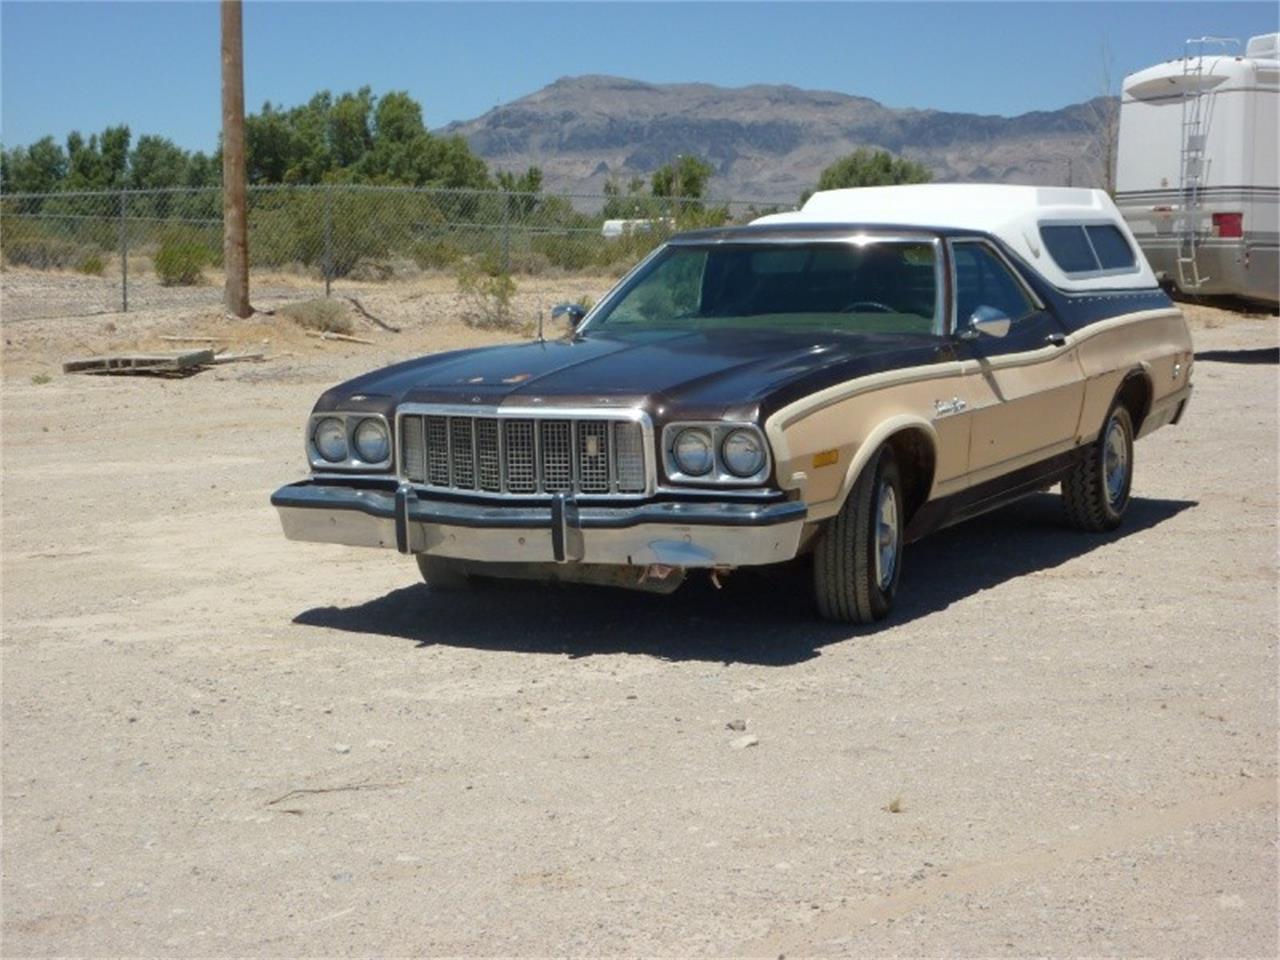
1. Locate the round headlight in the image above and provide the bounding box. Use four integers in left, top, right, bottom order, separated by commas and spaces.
721, 428, 766, 478
673, 427, 714, 476
313, 417, 348, 463
353, 418, 389, 463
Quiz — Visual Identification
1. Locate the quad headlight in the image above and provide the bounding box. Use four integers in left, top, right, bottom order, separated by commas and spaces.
663, 422, 770, 484
312, 417, 348, 463
353, 417, 390, 464
721, 428, 766, 478
672, 427, 715, 476
308, 413, 391, 468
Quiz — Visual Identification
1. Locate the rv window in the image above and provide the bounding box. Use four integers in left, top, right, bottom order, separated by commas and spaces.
1039, 225, 1098, 274
1084, 224, 1137, 270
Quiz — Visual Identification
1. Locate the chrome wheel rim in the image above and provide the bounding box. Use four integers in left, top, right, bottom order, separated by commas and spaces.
1104, 418, 1129, 507
875, 481, 899, 590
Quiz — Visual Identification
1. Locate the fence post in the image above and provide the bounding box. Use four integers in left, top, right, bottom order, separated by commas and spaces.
501, 192, 511, 275
323, 185, 334, 298
119, 189, 129, 313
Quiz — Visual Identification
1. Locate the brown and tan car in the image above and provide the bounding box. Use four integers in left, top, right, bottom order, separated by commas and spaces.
273, 185, 1194, 623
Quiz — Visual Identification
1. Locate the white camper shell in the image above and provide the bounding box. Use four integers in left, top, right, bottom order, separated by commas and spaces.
1116, 34, 1279, 303
753, 183, 1159, 292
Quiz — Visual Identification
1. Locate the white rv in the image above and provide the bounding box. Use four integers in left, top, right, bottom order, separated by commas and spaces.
1115, 33, 1278, 304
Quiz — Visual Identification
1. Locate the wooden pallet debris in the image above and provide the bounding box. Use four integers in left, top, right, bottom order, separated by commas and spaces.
62, 350, 216, 377
207, 352, 266, 364
159, 335, 229, 344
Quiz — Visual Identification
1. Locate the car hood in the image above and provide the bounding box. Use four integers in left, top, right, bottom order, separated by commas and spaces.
316, 327, 949, 423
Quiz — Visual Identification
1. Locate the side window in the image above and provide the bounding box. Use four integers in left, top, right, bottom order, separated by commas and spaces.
1084, 224, 1137, 270
1040, 225, 1097, 273
1039, 222, 1138, 275
951, 242, 1037, 327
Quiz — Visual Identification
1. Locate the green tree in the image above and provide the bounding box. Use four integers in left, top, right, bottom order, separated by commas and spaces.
1, 87, 494, 192
128, 135, 191, 189
496, 166, 543, 218
806, 148, 932, 203
1, 136, 68, 193
602, 176, 651, 219
650, 154, 714, 204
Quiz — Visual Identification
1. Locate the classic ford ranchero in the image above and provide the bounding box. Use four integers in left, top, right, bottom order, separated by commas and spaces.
272, 185, 1194, 623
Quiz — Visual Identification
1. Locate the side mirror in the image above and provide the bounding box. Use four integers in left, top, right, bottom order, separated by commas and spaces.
551, 303, 588, 327
961, 305, 1011, 339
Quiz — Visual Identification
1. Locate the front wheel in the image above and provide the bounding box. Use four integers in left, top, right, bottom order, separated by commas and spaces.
1063, 405, 1134, 531
813, 445, 904, 623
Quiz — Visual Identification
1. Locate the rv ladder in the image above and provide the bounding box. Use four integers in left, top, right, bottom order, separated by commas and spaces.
1175, 36, 1239, 291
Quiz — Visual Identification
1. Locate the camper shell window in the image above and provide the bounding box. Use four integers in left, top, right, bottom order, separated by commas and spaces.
1039, 221, 1139, 278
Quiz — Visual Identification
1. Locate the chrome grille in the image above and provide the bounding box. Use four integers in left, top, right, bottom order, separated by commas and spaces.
425, 416, 449, 486
504, 420, 537, 493
399, 409, 649, 497
475, 418, 501, 492
449, 418, 475, 488
578, 421, 610, 493
541, 420, 572, 491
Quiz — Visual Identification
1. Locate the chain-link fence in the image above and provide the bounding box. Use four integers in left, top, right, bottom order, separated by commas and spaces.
0, 185, 792, 321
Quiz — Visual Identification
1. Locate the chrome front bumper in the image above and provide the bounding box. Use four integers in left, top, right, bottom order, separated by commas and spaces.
271, 481, 808, 568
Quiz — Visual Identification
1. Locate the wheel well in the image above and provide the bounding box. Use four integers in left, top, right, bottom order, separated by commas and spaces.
885, 428, 936, 524
1116, 371, 1153, 433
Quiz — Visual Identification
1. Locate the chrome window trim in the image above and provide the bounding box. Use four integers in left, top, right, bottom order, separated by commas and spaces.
1037, 219, 1142, 279
306, 412, 393, 472
582, 232, 947, 338
393, 403, 658, 499
946, 236, 1046, 335
662, 421, 773, 487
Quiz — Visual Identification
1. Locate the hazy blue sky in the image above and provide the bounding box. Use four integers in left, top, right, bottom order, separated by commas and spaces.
2, 2, 1276, 152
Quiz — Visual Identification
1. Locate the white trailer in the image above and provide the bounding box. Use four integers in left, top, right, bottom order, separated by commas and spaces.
1115, 33, 1278, 304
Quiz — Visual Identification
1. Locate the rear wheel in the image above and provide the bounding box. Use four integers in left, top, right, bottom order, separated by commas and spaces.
1063, 405, 1134, 531
415, 555, 471, 590
813, 445, 904, 623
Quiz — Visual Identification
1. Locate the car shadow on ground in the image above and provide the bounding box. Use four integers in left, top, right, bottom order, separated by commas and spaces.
1195, 347, 1279, 365
293, 493, 1196, 666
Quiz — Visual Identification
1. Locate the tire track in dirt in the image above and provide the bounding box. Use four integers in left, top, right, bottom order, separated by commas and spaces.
738, 777, 1277, 956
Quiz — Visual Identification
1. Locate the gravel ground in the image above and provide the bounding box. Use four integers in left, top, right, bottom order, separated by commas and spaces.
1, 291, 1276, 957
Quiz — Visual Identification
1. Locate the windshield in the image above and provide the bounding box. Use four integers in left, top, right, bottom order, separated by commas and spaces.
588, 239, 942, 336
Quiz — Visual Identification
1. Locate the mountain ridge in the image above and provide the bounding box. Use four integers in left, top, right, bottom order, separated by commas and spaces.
441, 74, 1111, 201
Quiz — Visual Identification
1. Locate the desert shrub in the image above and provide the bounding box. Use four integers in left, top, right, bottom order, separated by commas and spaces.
458, 262, 518, 329
411, 238, 463, 270
0, 218, 87, 269
533, 233, 595, 272
153, 231, 211, 286
76, 253, 105, 276
346, 260, 396, 283
278, 298, 355, 335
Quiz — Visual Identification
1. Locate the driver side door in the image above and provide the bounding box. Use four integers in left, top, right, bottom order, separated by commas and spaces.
949, 239, 1085, 481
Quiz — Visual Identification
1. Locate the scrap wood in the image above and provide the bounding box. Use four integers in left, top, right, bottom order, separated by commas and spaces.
62, 349, 216, 376
207, 352, 266, 364
160, 335, 228, 344
306, 330, 375, 345
342, 296, 400, 333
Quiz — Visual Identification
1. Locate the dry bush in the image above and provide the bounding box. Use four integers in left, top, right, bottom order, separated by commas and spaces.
277, 298, 355, 335
457, 262, 519, 330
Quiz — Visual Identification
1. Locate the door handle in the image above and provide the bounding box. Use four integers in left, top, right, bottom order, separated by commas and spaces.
1045, 332, 1067, 347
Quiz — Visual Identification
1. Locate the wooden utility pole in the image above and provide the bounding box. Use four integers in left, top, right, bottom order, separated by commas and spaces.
221, 0, 251, 317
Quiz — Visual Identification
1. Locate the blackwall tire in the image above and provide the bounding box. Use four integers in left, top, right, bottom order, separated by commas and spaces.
1063, 405, 1134, 532
813, 445, 904, 624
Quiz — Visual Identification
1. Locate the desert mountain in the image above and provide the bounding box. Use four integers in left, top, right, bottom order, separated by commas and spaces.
442, 75, 1112, 202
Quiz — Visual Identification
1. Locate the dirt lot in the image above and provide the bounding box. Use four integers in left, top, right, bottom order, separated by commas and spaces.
1, 282, 1277, 956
